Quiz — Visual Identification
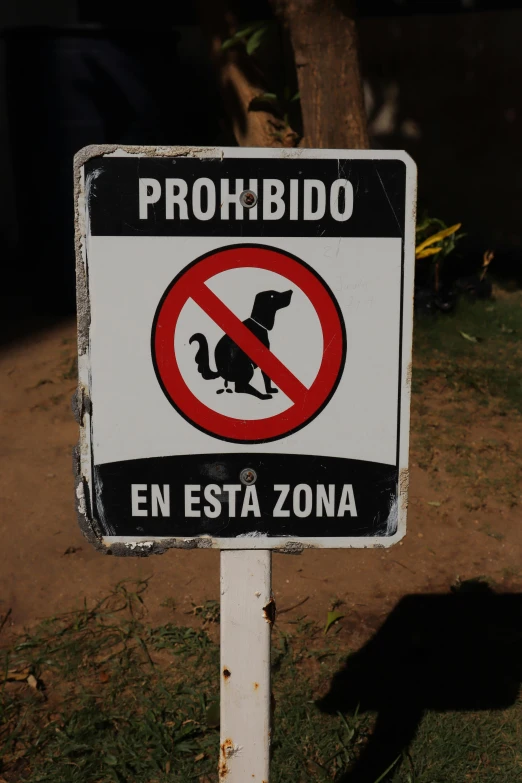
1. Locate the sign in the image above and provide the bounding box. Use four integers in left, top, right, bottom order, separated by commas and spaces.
74, 146, 416, 551
152, 245, 345, 443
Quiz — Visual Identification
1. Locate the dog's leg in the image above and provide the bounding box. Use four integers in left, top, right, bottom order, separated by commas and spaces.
262, 372, 278, 394
235, 382, 272, 400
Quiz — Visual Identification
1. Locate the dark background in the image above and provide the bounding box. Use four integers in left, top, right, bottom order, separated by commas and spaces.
2, 0, 522, 338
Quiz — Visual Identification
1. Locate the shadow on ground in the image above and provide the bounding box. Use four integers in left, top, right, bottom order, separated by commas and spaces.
318, 580, 522, 782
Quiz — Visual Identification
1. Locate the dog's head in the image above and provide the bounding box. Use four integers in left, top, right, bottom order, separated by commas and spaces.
251, 289, 293, 330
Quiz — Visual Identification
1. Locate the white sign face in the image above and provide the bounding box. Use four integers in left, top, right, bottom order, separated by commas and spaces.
74, 146, 416, 553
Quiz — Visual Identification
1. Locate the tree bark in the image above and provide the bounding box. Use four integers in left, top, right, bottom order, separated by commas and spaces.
276, 0, 369, 149
197, 0, 299, 147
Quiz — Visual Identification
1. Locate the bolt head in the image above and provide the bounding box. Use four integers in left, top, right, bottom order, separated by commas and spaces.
239, 190, 258, 209
240, 468, 257, 485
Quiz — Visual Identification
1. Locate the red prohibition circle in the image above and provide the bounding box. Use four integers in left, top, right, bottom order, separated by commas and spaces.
151, 244, 346, 444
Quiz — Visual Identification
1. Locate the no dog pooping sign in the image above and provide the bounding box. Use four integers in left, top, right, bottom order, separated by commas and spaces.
74, 147, 416, 551
152, 245, 345, 443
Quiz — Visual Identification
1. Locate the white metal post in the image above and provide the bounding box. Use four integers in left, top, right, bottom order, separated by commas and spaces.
220, 549, 273, 782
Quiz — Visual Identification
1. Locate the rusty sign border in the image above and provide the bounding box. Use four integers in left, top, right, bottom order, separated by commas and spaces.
73, 145, 417, 556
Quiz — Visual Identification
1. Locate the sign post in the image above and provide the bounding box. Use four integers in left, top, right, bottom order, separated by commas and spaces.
74, 145, 416, 780
220, 550, 272, 781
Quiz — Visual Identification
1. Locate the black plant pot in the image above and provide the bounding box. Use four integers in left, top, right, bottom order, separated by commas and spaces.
455, 274, 493, 300
414, 286, 437, 317
414, 284, 456, 316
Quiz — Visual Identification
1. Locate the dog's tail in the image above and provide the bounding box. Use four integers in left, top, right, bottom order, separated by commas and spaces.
189, 334, 220, 380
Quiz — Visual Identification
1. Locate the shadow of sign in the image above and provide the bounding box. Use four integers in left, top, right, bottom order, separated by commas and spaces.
317, 581, 522, 782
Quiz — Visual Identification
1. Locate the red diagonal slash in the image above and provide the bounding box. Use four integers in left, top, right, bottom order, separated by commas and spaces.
190, 284, 309, 404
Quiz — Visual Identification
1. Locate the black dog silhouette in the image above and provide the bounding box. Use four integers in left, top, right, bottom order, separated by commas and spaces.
190, 289, 292, 400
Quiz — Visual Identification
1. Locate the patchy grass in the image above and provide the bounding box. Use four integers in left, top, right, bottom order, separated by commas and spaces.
0, 581, 218, 782
1, 582, 522, 782
0, 581, 219, 783
413, 291, 522, 412
393, 705, 522, 782
411, 291, 522, 507
3, 294, 522, 781
189, 600, 220, 627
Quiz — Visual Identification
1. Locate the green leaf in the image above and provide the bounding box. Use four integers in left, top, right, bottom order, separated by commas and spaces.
221, 22, 266, 50
373, 755, 401, 783
246, 26, 267, 55
427, 501, 441, 507
104, 754, 118, 766
221, 36, 239, 51
248, 93, 279, 112
236, 22, 266, 38
324, 610, 344, 635
459, 331, 479, 343
206, 700, 220, 728
291, 91, 301, 102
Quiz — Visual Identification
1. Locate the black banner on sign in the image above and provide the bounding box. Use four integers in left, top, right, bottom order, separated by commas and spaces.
93, 454, 398, 539
85, 157, 406, 238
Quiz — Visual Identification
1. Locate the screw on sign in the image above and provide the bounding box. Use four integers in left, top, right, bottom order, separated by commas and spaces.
239, 189, 258, 208
240, 468, 257, 485
74, 146, 416, 783
152, 244, 346, 443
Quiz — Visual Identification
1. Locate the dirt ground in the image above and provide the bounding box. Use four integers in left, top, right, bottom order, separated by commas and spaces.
1, 317, 521, 647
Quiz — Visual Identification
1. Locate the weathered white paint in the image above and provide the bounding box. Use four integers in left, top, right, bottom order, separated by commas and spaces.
75, 164, 93, 515
220, 550, 272, 782
100, 530, 404, 550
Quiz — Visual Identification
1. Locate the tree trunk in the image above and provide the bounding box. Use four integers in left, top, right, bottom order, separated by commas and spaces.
277, 0, 369, 149
197, 0, 299, 148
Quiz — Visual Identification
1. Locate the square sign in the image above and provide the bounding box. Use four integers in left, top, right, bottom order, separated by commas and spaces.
74, 146, 416, 553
